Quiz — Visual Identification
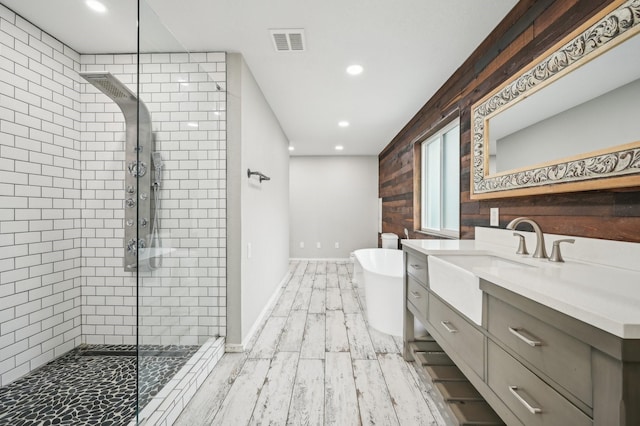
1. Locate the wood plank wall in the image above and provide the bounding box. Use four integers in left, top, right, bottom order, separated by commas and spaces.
379, 0, 640, 243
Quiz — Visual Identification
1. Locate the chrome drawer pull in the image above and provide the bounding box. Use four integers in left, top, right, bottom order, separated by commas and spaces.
440, 321, 458, 333
410, 264, 423, 270
508, 386, 542, 414
409, 291, 421, 299
508, 327, 542, 347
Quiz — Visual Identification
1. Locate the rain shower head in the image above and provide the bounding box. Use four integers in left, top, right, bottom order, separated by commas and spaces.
79, 71, 136, 102
79, 70, 150, 127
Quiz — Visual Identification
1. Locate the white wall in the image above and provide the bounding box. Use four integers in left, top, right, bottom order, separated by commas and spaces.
227, 53, 290, 348
289, 156, 379, 258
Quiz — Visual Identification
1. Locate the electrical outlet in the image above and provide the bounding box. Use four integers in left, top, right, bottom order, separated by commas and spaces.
490, 208, 499, 227
316, 242, 321, 249
335, 242, 340, 249
299, 241, 304, 249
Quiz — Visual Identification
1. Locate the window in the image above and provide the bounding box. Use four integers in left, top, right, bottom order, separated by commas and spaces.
420, 119, 460, 238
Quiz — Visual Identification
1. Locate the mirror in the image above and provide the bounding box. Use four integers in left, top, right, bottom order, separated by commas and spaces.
471, 0, 640, 199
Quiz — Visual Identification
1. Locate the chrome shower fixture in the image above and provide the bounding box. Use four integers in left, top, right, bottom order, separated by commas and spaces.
151, 152, 163, 188
80, 71, 155, 272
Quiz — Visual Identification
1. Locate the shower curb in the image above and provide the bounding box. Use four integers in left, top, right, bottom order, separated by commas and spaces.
132, 336, 226, 426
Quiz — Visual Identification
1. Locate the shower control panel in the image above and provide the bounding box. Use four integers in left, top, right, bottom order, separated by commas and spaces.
124, 144, 153, 272
79, 70, 156, 273
123, 120, 154, 272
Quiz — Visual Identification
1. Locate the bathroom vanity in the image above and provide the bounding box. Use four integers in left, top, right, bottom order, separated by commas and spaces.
402, 227, 640, 426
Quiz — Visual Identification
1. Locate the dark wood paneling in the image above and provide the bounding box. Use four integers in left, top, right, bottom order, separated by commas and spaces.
379, 0, 640, 243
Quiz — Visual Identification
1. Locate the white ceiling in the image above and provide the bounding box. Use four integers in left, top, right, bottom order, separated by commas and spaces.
1, 0, 517, 156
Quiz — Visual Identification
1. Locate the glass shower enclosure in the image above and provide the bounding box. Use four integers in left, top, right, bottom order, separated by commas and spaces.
0, 0, 226, 423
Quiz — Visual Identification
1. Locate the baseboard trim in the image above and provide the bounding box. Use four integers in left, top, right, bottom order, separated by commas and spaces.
224, 343, 244, 353
237, 272, 290, 351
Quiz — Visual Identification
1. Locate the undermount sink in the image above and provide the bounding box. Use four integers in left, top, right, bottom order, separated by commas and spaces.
427, 254, 534, 326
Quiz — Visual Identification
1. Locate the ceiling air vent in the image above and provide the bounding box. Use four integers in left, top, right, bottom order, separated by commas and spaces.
270, 29, 306, 52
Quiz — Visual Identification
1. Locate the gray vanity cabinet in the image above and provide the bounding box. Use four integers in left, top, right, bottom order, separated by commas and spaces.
486, 296, 592, 409
487, 340, 592, 426
407, 276, 429, 319
402, 246, 640, 426
483, 280, 640, 426
428, 294, 485, 379
406, 251, 427, 283
404, 251, 430, 353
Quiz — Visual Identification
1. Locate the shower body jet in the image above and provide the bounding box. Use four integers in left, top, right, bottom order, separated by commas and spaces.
80, 71, 155, 272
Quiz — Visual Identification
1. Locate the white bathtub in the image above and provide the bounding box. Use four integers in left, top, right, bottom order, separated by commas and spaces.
353, 248, 403, 336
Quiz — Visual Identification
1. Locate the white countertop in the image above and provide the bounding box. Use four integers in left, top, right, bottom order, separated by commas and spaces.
402, 232, 640, 339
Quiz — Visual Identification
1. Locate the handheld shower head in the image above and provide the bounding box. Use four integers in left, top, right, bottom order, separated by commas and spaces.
151, 152, 163, 169
151, 152, 163, 188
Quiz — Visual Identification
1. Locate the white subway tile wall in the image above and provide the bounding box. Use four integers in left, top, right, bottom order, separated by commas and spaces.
0, 5, 82, 386
1, 3, 227, 386
80, 52, 227, 347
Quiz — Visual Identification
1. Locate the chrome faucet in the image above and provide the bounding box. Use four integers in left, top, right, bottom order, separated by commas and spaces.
506, 217, 548, 259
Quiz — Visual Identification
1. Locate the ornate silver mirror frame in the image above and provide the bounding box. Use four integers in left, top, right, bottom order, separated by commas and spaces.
470, 0, 640, 199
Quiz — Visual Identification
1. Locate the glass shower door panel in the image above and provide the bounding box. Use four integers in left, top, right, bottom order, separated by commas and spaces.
136, 1, 227, 422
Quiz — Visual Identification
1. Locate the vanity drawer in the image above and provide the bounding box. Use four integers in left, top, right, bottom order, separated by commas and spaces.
407, 276, 428, 321
428, 294, 484, 378
488, 341, 591, 426
487, 297, 592, 407
407, 252, 427, 285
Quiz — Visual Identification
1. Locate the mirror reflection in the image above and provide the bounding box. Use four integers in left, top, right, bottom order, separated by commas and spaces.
488, 32, 640, 175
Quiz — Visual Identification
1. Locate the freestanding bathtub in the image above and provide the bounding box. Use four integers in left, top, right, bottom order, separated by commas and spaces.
353, 248, 403, 336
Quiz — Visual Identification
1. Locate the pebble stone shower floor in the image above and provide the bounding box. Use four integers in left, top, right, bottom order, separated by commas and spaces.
0, 344, 198, 425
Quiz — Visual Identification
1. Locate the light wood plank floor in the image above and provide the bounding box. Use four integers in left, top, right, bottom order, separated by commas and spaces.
176, 260, 446, 426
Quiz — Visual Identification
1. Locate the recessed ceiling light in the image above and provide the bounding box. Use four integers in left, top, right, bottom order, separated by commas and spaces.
338, 121, 349, 128
288, 146, 295, 151
346, 64, 363, 76
335, 145, 344, 151
86, 0, 107, 13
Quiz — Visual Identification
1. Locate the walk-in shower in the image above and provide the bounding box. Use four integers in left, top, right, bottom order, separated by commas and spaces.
0, 0, 227, 424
